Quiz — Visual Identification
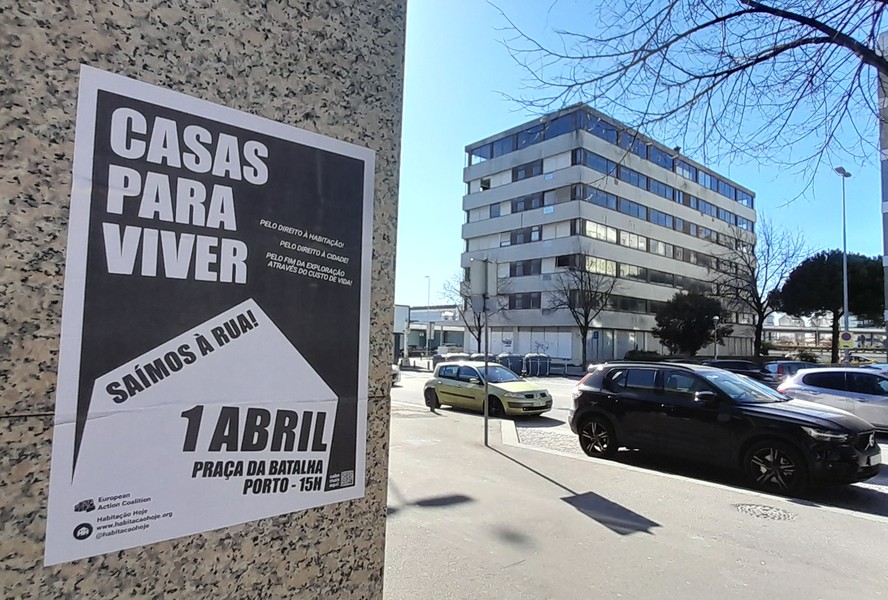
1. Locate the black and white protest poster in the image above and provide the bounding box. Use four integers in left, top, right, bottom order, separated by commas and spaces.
45, 66, 374, 565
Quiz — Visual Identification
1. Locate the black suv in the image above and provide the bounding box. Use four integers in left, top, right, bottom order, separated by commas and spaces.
569, 362, 881, 494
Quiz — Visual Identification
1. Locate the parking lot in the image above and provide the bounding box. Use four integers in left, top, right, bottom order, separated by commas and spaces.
393, 370, 888, 519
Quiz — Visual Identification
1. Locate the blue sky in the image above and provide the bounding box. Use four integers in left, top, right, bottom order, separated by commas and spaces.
394, 1, 884, 307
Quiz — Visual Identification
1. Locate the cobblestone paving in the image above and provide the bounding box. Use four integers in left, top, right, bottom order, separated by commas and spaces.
515, 425, 584, 457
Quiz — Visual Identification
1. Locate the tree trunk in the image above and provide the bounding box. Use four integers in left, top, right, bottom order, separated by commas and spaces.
580, 331, 588, 368
830, 311, 840, 364
754, 318, 764, 356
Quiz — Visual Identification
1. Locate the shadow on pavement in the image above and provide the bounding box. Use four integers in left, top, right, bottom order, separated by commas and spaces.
491, 448, 660, 536
387, 478, 474, 516
518, 416, 564, 428
612, 450, 888, 519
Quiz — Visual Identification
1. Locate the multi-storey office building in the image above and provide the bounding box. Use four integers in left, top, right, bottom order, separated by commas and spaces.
462, 104, 757, 363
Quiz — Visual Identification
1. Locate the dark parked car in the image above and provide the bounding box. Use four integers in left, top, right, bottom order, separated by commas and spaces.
764, 360, 819, 382
569, 362, 881, 494
702, 360, 779, 387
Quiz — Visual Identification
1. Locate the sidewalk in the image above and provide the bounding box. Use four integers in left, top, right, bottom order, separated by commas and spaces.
384, 402, 888, 600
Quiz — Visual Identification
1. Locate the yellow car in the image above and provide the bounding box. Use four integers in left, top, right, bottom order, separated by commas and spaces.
423, 361, 552, 417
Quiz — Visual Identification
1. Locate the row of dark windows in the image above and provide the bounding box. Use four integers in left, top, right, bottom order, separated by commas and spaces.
549, 254, 711, 293
572, 150, 754, 231
507, 290, 748, 323
570, 218, 718, 269
468, 108, 754, 207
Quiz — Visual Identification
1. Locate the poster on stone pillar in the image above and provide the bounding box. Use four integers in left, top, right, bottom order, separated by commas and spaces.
44, 66, 374, 565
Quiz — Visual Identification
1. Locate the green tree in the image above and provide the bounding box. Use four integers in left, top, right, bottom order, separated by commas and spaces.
775, 250, 884, 363
652, 292, 733, 357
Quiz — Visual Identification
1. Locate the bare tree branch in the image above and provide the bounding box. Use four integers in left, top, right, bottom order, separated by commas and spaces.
710, 218, 808, 354
547, 264, 619, 366
499, 0, 886, 177
442, 272, 510, 354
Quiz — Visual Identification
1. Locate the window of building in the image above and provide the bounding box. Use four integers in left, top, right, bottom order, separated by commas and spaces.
512, 160, 543, 182
649, 239, 673, 257
696, 253, 714, 269
648, 299, 668, 314
619, 133, 647, 159
699, 227, 717, 242
586, 257, 617, 276
619, 264, 647, 281
584, 221, 618, 244
509, 292, 542, 310
510, 259, 542, 277
737, 190, 754, 207
649, 146, 674, 170
517, 125, 543, 150
618, 166, 648, 190
649, 269, 674, 286
718, 179, 736, 200
649, 179, 674, 201
619, 231, 647, 251
480, 178, 491, 191
499, 233, 511, 247
738, 216, 754, 232
698, 199, 717, 218
511, 193, 543, 213
469, 143, 492, 165
619, 198, 647, 220
717, 207, 736, 225
489, 203, 500, 218
586, 116, 618, 144
510, 226, 541, 245
675, 160, 697, 181
573, 149, 618, 177
673, 246, 684, 261
649, 208, 673, 229
584, 186, 618, 210
556, 254, 580, 269
698, 170, 719, 191
545, 112, 579, 139
491, 135, 516, 158
609, 295, 647, 313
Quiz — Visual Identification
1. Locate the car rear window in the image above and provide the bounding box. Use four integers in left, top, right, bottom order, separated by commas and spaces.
625, 369, 658, 390
802, 371, 846, 391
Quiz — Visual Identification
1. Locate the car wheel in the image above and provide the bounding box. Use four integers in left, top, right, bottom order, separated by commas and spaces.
424, 388, 440, 409
743, 440, 808, 495
578, 415, 618, 458
488, 396, 505, 418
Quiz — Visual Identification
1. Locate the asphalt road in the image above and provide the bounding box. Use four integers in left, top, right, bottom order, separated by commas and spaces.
393, 370, 888, 518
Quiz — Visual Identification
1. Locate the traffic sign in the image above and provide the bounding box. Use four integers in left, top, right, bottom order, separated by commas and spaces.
839, 331, 853, 349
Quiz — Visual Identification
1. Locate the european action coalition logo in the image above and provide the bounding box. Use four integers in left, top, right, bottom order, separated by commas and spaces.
73, 523, 93, 541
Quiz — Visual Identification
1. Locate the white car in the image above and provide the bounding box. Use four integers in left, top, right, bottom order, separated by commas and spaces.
778, 368, 888, 431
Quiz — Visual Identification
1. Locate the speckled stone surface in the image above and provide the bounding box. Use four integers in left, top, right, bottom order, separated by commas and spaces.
1, 0, 405, 597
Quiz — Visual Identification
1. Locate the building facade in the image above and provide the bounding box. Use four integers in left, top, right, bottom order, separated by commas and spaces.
462, 104, 757, 363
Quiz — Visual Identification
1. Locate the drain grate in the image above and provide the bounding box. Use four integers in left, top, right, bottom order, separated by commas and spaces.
735, 504, 797, 521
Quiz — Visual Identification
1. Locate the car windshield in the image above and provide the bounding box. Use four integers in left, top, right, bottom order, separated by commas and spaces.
480, 365, 521, 383
701, 370, 787, 404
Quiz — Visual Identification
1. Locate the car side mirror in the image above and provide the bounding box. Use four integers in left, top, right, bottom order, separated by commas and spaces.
694, 391, 719, 407
469, 377, 481, 385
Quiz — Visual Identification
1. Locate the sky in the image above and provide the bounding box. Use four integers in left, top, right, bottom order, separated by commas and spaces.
394, 1, 885, 308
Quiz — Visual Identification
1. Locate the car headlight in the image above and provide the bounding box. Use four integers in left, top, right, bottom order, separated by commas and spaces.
801, 426, 850, 443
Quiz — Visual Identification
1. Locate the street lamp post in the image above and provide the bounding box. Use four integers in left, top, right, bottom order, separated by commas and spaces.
835, 167, 852, 363
425, 275, 431, 355
713, 315, 720, 359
